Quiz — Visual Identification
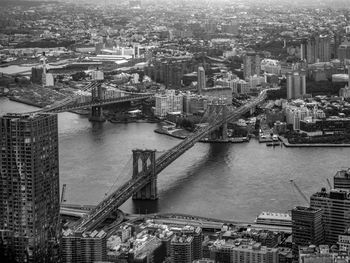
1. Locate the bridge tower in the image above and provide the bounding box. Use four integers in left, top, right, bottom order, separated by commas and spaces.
132, 149, 158, 200
88, 84, 105, 122
208, 102, 228, 140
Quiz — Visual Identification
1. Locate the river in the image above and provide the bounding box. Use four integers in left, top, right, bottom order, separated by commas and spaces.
1, 97, 350, 222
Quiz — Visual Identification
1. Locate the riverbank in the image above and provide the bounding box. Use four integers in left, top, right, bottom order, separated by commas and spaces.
155, 128, 249, 143
9, 96, 43, 108
279, 136, 350, 147
109, 118, 160, 124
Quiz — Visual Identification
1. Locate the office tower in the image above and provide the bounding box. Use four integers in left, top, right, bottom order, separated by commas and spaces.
286, 71, 306, 99
291, 206, 324, 257
310, 188, 350, 245
334, 168, 350, 190
170, 235, 193, 263
243, 51, 261, 79
306, 35, 331, 63
0, 113, 60, 263
198, 66, 206, 95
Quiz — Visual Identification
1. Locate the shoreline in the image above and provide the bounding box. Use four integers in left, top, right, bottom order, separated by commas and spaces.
7, 96, 89, 116
109, 119, 160, 124
279, 136, 350, 147
8, 96, 43, 108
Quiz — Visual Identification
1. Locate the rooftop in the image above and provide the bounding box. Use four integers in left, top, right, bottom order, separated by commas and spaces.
334, 169, 350, 179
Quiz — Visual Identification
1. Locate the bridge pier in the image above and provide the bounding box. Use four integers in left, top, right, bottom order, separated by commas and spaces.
208, 103, 228, 140
132, 149, 158, 200
89, 106, 105, 122
89, 84, 105, 122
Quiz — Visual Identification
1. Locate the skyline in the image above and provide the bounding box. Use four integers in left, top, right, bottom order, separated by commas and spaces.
1, 0, 350, 262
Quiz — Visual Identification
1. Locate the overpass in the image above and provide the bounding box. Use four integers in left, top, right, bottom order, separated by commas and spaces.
71, 89, 268, 233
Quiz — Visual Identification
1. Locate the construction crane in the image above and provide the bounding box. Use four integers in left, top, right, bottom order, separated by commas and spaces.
61, 184, 67, 203
290, 180, 310, 206
326, 178, 332, 190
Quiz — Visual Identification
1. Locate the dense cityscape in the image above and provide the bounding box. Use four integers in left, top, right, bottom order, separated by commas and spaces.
1, 0, 350, 262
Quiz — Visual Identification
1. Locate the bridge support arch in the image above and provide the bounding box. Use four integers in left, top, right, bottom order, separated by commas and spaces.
208, 103, 228, 140
132, 149, 158, 200
89, 84, 105, 122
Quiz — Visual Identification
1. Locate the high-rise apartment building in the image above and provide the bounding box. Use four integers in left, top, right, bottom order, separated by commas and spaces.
310, 188, 350, 245
286, 71, 306, 99
170, 235, 193, 263
243, 51, 261, 79
306, 35, 331, 63
0, 113, 60, 263
61, 229, 107, 263
198, 66, 206, 95
291, 206, 324, 256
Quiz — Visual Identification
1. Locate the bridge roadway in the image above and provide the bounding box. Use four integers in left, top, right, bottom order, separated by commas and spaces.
46, 93, 153, 113
72, 89, 268, 233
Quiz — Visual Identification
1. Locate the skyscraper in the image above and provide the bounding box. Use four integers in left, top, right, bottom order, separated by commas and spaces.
291, 206, 324, 256
286, 71, 306, 100
306, 35, 331, 63
198, 66, 206, 95
170, 235, 193, 263
310, 188, 350, 245
243, 51, 261, 79
0, 113, 60, 263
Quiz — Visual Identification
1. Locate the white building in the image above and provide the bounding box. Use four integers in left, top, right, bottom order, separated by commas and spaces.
91, 70, 104, 80
285, 104, 312, 130
246, 75, 265, 89
155, 90, 183, 117
44, 73, 54, 86
261, 59, 281, 75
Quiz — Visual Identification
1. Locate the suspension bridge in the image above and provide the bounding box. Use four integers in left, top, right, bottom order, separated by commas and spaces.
68, 88, 268, 233
33, 81, 154, 121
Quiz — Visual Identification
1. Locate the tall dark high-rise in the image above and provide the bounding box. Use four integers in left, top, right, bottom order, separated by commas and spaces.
310, 188, 350, 245
0, 113, 60, 263
198, 66, 206, 95
291, 206, 324, 257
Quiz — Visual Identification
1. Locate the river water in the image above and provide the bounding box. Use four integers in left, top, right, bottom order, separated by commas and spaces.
1, 97, 350, 222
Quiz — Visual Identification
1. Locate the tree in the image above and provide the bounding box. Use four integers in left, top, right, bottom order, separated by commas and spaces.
71, 72, 86, 81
